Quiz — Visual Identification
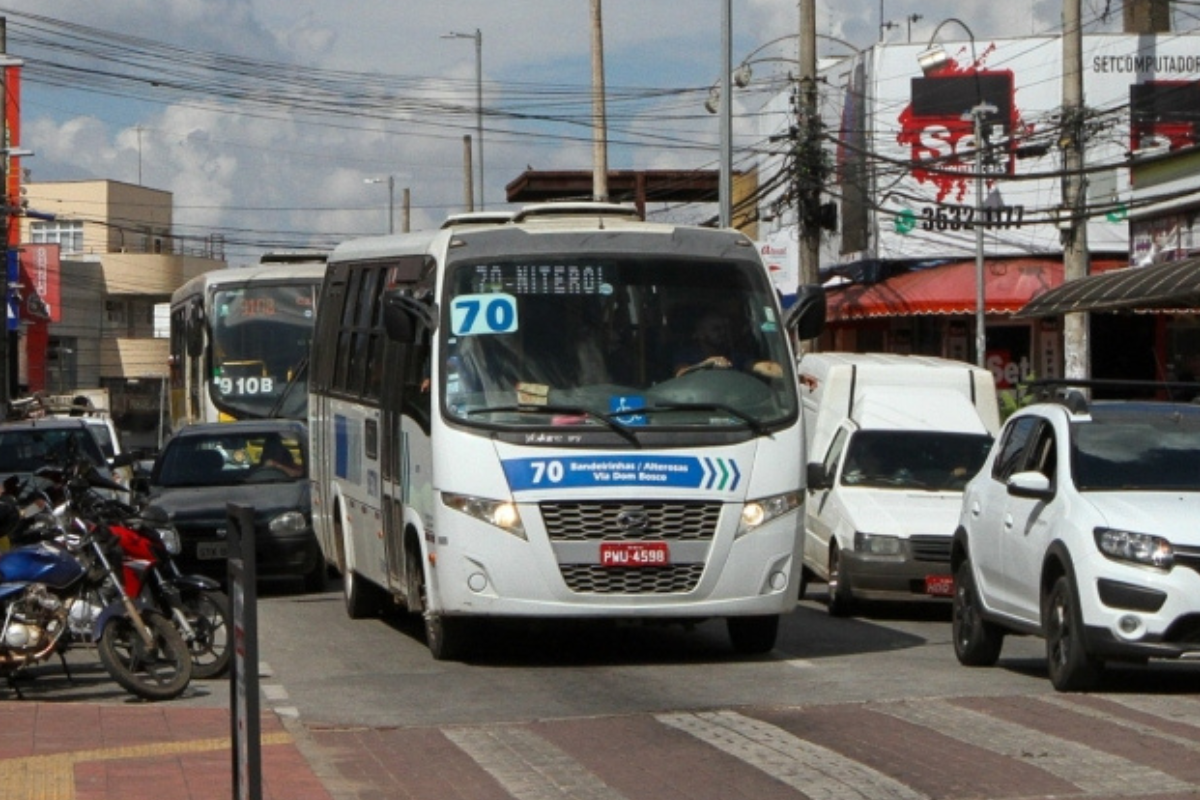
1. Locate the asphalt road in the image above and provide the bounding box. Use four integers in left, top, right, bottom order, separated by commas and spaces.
13, 578, 1200, 800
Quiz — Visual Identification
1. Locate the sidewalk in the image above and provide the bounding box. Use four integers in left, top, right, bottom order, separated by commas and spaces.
0, 701, 337, 800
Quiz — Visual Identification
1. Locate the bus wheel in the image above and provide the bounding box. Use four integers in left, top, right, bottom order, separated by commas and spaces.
425, 613, 472, 661
727, 614, 779, 655
343, 569, 383, 619
337, 513, 382, 619
404, 543, 426, 615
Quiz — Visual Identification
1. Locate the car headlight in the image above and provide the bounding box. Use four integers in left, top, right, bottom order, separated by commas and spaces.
736, 490, 802, 538
854, 532, 902, 556
1095, 527, 1173, 569
442, 492, 526, 540
268, 510, 309, 536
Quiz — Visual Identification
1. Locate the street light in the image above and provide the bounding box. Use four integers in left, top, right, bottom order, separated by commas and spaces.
442, 28, 484, 211
705, 32, 860, 230
364, 176, 394, 234
918, 18, 996, 369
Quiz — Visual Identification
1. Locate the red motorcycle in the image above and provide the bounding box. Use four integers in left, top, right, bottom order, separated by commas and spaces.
76, 492, 231, 680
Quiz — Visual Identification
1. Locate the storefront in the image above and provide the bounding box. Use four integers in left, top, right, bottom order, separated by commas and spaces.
820, 257, 1131, 388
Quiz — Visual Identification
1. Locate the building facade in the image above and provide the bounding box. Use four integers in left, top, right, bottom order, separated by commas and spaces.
16, 179, 224, 448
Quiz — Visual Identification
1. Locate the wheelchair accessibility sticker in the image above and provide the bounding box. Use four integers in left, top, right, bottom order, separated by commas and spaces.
503, 455, 741, 492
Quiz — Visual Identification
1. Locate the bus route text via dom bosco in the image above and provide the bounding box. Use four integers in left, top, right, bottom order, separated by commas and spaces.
502, 455, 742, 492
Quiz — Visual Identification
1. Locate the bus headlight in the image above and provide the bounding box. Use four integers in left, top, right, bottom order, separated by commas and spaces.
269, 511, 309, 536
442, 492, 527, 540
736, 491, 801, 538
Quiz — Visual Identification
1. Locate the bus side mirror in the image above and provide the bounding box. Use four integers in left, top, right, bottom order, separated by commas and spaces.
383, 292, 438, 342
785, 285, 826, 341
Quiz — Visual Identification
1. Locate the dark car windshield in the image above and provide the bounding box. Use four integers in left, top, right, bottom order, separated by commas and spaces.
155, 429, 306, 488
840, 429, 994, 490
0, 426, 107, 474
1072, 405, 1200, 491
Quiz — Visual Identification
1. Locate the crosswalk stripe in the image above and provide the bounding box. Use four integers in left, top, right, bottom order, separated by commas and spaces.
444, 727, 628, 800
877, 699, 1192, 796
1095, 694, 1200, 729
657, 710, 928, 800
1037, 695, 1200, 751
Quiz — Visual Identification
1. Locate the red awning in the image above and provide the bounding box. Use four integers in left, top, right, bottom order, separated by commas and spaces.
824, 258, 1125, 322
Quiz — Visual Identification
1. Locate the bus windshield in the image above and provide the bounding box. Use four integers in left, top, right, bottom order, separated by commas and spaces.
210, 282, 318, 419
442, 255, 796, 430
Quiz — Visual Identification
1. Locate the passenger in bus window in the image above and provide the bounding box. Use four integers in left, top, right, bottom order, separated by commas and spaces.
674, 309, 782, 379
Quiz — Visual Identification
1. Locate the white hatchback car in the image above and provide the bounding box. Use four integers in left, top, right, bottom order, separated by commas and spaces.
951, 392, 1200, 691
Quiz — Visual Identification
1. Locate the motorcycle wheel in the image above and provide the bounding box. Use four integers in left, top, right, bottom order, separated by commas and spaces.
98, 611, 193, 701
180, 589, 232, 680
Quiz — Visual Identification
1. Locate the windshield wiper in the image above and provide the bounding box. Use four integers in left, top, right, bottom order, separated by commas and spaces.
266, 355, 309, 419
464, 404, 642, 445
641, 402, 767, 436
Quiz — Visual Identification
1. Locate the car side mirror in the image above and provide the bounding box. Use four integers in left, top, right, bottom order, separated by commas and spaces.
1007, 470, 1053, 500
784, 285, 826, 341
805, 461, 831, 491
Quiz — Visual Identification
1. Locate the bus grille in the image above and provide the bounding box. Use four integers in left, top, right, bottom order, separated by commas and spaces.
909, 535, 952, 563
540, 501, 720, 542
559, 564, 706, 594
541, 501, 719, 595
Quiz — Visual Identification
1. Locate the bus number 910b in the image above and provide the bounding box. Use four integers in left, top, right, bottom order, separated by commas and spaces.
218, 376, 275, 396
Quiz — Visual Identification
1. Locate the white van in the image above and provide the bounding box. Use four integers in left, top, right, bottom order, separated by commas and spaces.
798, 353, 1000, 615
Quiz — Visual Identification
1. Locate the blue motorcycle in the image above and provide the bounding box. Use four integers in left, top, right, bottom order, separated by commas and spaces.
0, 466, 193, 701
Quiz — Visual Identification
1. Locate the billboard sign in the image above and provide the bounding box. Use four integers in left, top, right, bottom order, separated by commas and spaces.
808, 34, 1200, 265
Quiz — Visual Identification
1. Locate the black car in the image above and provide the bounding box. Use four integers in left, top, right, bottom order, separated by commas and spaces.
0, 416, 129, 500
146, 419, 326, 591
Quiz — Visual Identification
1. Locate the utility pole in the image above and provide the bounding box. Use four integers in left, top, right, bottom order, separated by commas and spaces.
1061, 0, 1089, 381
462, 134, 474, 212
798, 0, 820, 290
718, 0, 732, 227
590, 0, 609, 202
402, 187, 411, 233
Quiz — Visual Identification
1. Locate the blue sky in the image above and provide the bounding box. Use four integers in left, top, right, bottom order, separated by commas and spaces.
0, 0, 1140, 261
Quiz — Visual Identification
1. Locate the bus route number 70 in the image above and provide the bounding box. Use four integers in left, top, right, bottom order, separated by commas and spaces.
451, 293, 519, 336
529, 460, 565, 485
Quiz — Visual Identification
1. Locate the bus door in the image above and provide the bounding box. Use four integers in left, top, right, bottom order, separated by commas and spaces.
378, 261, 434, 594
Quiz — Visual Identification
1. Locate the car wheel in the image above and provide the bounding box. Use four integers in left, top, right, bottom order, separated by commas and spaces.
1044, 574, 1103, 692
302, 554, 328, 593
827, 546, 854, 617
952, 558, 1003, 666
